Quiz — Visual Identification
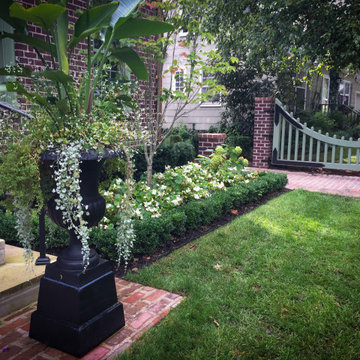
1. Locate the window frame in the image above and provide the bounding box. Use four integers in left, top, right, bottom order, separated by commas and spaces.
339, 80, 351, 106
321, 76, 330, 112
200, 71, 221, 108
0, 19, 16, 106
173, 68, 185, 92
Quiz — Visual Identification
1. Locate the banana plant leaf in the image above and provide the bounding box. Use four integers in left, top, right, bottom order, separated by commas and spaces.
110, 0, 141, 27
68, 3, 118, 52
9, 2, 66, 31
0, 33, 56, 54
6, 81, 51, 111
0, 0, 26, 32
112, 18, 174, 40
110, 47, 148, 80
54, 11, 69, 74
33, 70, 73, 85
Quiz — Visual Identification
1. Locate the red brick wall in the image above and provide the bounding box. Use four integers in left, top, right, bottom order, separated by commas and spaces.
252, 97, 275, 168
198, 133, 227, 156
14, 0, 159, 115
15, 0, 87, 76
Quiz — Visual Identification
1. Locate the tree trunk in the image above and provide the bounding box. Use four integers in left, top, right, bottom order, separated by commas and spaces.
329, 69, 340, 111
146, 156, 154, 188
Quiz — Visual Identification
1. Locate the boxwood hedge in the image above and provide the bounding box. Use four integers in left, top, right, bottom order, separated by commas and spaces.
0, 172, 287, 261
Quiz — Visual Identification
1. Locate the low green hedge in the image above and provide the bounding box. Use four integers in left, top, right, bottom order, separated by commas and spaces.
0, 172, 287, 261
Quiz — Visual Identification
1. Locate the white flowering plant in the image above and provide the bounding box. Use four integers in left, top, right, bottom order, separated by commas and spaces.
101, 146, 257, 227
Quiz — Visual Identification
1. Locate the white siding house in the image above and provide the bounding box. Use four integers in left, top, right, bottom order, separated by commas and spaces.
162, 35, 224, 131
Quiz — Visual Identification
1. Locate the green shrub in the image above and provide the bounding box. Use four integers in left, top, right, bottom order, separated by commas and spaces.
133, 141, 196, 180
183, 201, 206, 230
89, 227, 117, 261
0, 211, 18, 243
3, 172, 287, 261
166, 210, 187, 237
225, 134, 252, 158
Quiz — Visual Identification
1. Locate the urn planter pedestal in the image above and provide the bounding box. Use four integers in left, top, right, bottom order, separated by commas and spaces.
29, 151, 125, 358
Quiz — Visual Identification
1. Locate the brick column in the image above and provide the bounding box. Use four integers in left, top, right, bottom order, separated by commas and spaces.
252, 97, 275, 168
198, 133, 227, 156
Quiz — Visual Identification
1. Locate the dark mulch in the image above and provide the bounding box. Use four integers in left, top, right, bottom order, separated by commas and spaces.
113, 188, 290, 278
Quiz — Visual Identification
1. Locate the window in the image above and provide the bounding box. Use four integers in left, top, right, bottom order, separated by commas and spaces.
201, 71, 221, 107
0, 19, 16, 106
321, 76, 330, 112
174, 69, 184, 92
339, 80, 351, 106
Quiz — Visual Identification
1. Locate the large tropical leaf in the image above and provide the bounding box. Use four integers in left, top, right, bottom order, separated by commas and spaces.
9, 2, 66, 30
33, 70, 73, 85
112, 18, 174, 40
110, 0, 141, 28
6, 81, 50, 109
54, 11, 69, 74
68, 3, 118, 52
110, 47, 148, 80
0, 33, 56, 54
0, 65, 32, 77
0, 0, 26, 33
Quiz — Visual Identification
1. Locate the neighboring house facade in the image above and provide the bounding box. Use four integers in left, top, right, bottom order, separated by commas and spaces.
291, 71, 360, 115
163, 36, 360, 131
162, 34, 225, 131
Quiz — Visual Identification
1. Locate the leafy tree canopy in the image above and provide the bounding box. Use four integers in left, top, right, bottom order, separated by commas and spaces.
206, 0, 360, 74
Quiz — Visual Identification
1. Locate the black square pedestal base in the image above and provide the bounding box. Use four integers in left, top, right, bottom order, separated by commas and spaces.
29, 259, 125, 358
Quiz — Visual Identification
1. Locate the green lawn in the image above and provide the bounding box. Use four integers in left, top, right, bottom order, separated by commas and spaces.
118, 190, 360, 360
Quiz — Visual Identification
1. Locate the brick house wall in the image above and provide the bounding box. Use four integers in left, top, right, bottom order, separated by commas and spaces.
252, 97, 275, 168
198, 133, 227, 156
10, 0, 159, 115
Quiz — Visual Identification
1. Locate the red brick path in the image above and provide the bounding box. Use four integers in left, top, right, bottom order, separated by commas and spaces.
249, 167, 360, 197
0, 279, 183, 360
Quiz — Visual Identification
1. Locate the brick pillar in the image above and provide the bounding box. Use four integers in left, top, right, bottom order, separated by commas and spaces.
252, 97, 275, 168
198, 133, 227, 156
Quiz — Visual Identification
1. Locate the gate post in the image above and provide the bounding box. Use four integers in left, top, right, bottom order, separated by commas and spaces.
252, 97, 275, 168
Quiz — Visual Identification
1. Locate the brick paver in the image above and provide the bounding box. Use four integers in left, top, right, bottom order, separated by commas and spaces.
0, 279, 183, 360
248, 167, 360, 197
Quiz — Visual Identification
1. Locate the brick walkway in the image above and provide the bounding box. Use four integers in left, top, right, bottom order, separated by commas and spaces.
248, 167, 360, 197
0, 278, 183, 360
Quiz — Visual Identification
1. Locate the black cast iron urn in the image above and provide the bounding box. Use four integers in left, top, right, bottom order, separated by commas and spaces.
29, 150, 125, 357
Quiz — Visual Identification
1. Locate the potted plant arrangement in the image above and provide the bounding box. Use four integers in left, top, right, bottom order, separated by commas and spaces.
0, 0, 173, 356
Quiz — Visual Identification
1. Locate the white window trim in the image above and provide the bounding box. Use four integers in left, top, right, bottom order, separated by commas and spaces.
200, 71, 222, 108
355, 91, 360, 111
173, 68, 186, 92
0, 19, 16, 106
178, 29, 188, 39
339, 79, 351, 106
321, 76, 330, 112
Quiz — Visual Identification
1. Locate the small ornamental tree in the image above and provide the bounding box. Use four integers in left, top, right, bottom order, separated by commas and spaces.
132, 0, 237, 187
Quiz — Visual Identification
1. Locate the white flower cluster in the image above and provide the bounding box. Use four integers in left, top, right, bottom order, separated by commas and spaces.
114, 151, 136, 269
15, 205, 34, 269
102, 160, 258, 225
52, 142, 90, 271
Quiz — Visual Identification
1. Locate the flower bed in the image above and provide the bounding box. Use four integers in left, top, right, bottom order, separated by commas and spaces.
0, 145, 287, 264
0, 171, 287, 262
102, 160, 256, 225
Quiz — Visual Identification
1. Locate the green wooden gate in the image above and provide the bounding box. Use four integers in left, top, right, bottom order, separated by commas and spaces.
272, 99, 360, 170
